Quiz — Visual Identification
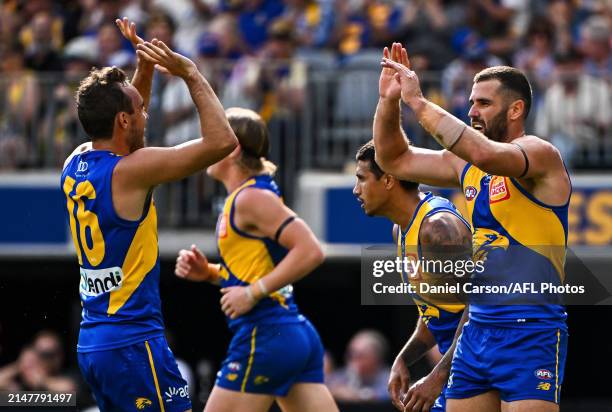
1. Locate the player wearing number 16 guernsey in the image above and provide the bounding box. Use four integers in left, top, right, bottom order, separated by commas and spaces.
60, 19, 237, 412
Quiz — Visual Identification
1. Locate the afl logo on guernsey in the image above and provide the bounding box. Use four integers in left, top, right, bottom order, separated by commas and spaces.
534, 369, 553, 380
464, 186, 478, 201
489, 176, 510, 203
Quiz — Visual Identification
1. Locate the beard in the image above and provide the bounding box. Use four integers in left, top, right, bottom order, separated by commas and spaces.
473, 109, 508, 142
127, 125, 145, 153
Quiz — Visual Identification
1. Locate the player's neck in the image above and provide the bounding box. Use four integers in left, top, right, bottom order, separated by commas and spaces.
503, 122, 526, 143
91, 137, 129, 156
387, 190, 423, 231
222, 167, 255, 193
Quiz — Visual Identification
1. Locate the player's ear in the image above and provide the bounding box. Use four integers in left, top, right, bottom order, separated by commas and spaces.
116, 112, 130, 130
508, 99, 524, 121
383, 174, 395, 190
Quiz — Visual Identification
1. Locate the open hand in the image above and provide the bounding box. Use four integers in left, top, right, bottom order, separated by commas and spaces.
136, 40, 198, 79
115, 17, 144, 49
379, 43, 404, 101
380, 43, 424, 108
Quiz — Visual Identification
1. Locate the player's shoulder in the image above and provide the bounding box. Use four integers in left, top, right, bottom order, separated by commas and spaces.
235, 186, 281, 210
515, 135, 562, 157
419, 211, 469, 246
63, 142, 92, 171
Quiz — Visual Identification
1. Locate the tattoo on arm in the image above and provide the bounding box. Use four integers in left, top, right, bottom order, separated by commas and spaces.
419, 212, 472, 274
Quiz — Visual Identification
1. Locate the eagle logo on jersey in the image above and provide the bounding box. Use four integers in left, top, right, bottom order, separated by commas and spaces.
135, 397, 152, 409
473, 229, 509, 261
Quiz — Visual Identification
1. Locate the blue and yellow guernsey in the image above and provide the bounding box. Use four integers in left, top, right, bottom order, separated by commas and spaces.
61, 150, 164, 352
398, 193, 469, 354
460, 163, 569, 329
216, 175, 303, 332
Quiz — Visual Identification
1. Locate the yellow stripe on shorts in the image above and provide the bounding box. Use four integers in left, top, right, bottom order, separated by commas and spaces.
145, 340, 166, 412
241, 327, 258, 392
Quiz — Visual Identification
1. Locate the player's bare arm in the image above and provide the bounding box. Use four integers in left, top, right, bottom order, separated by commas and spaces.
115, 40, 237, 189
219, 188, 325, 319
388, 318, 437, 411
374, 43, 466, 188
400, 212, 471, 412
115, 17, 154, 110
382, 43, 570, 205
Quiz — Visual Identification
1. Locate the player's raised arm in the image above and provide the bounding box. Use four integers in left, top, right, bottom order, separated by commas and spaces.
219, 188, 324, 319
374, 43, 466, 188
382, 45, 564, 181
116, 40, 237, 188
115, 17, 153, 111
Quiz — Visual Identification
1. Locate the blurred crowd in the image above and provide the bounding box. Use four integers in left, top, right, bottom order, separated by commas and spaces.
0, 0, 611, 171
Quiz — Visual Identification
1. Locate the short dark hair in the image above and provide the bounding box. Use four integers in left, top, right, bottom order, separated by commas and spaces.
76, 67, 133, 139
356, 141, 419, 191
474, 66, 533, 118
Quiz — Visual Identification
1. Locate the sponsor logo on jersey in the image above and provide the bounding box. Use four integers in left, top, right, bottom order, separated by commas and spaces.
135, 397, 152, 409
76, 160, 89, 175
465, 185, 478, 201
165, 384, 189, 402
79, 267, 123, 296
537, 382, 552, 391
489, 176, 510, 203
226, 373, 238, 381
534, 369, 554, 380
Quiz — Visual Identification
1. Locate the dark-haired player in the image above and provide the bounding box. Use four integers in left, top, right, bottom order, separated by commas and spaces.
353, 141, 471, 412
375, 43, 570, 411
61, 19, 237, 411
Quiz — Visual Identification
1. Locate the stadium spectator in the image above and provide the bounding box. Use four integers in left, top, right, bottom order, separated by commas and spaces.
465, 0, 529, 58
536, 48, 611, 167
0, 42, 39, 169
282, 0, 336, 49
327, 329, 391, 402
393, 0, 456, 70
334, 0, 402, 58
0, 330, 77, 393
442, 31, 504, 123
22, 11, 64, 72
222, 17, 306, 119
545, 0, 580, 55
97, 22, 132, 67
579, 14, 612, 80
513, 16, 556, 99
230, 0, 286, 51
196, 14, 246, 87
